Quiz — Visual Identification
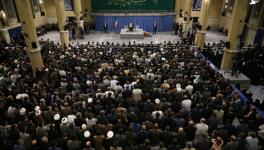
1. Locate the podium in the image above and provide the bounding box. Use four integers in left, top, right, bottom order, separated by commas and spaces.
120, 25, 144, 39
120, 29, 144, 39
124, 25, 140, 32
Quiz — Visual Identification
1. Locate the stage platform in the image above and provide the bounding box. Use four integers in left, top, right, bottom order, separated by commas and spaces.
120, 29, 144, 39
218, 70, 251, 90
39, 31, 226, 44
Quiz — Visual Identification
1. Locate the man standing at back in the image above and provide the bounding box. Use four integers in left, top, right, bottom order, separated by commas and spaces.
104, 21, 108, 33
153, 21, 157, 35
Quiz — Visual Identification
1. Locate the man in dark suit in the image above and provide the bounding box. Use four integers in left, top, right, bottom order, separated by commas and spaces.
71, 26, 76, 40
175, 23, 179, 35
103, 21, 108, 33
79, 27, 84, 39
179, 23, 183, 38
153, 21, 157, 34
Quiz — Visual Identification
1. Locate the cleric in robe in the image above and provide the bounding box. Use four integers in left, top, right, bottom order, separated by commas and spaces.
128, 22, 134, 32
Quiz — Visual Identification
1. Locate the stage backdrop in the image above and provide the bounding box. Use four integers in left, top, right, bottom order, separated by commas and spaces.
94, 16, 174, 32
92, 0, 175, 11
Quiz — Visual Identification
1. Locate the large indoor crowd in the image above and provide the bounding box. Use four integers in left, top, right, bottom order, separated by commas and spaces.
0, 39, 264, 150
234, 45, 264, 85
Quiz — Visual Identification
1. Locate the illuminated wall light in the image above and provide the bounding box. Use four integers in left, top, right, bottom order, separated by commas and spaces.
250, 0, 259, 5
39, 0, 43, 4
250, 1, 256, 5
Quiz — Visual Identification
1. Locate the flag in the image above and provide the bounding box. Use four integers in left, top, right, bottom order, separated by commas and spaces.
114, 18, 118, 29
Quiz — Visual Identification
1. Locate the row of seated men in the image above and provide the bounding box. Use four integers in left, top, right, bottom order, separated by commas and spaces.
0, 39, 263, 150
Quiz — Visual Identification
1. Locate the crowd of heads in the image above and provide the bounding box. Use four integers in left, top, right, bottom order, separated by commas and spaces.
0, 39, 264, 150
202, 42, 225, 68
36, 23, 59, 37
202, 42, 264, 86
202, 42, 264, 111
234, 44, 264, 85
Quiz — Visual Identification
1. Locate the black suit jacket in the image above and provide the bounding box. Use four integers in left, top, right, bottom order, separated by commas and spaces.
153, 23, 157, 29
104, 23, 108, 29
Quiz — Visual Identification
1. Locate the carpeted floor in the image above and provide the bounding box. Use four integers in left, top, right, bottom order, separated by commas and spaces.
248, 85, 264, 103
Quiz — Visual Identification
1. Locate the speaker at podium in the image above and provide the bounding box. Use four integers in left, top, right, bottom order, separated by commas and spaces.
120, 23, 144, 39
124, 23, 139, 32
128, 23, 134, 31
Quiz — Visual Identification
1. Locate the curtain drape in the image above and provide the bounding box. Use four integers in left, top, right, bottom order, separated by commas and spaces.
94, 15, 174, 32
254, 29, 264, 44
